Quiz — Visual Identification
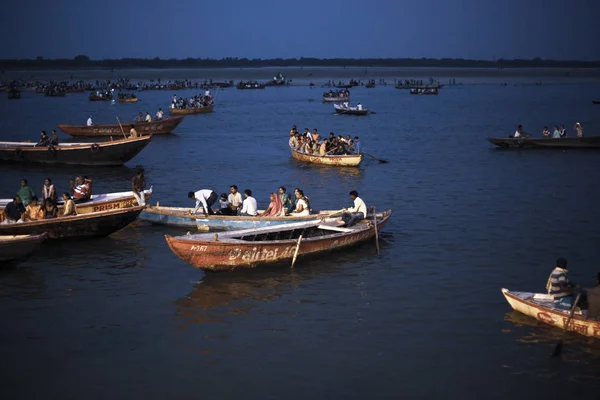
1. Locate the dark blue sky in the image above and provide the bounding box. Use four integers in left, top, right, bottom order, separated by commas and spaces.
4, 0, 599, 60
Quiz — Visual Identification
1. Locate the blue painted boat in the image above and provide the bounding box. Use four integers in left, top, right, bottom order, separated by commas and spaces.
139, 205, 342, 231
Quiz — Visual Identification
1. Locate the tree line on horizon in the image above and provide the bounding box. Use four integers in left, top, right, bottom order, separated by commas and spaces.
0, 55, 598, 69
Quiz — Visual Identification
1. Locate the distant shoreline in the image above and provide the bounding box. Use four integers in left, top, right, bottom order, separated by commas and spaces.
1, 56, 600, 71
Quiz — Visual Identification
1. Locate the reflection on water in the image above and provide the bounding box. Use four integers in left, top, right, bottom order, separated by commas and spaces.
502, 311, 600, 385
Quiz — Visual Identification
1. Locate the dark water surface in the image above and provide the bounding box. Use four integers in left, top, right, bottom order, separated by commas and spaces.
1, 76, 600, 399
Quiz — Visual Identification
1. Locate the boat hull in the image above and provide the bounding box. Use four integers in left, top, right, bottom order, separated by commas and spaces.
140, 206, 341, 229
0, 233, 46, 262
323, 96, 350, 103
170, 105, 214, 115
0, 136, 151, 166
488, 136, 600, 149
118, 98, 139, 103
0, 206, 144, 239
290, 146, 363, 167
334, 105, 369, 115
165, 210, 391, 271
502, 288, 600, 338
58, 116, 184, 137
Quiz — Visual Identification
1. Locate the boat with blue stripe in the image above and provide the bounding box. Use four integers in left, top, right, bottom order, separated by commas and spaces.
139, 205, 342, 231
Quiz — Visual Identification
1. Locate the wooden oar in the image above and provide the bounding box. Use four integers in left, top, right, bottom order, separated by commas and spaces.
362, 151, 388, 164
373, 206, 380, 255
291, 233, 303, 268
552, 292, 582, 357
116, 117, 127, 139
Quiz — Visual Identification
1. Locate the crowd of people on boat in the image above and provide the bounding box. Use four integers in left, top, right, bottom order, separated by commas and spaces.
185, 185, 368, 226
91, 89, 113, 99
289, 126, 361, 156
118, 92, 137, 100
170, 91, 213, 109
323, 89, 350, 99
514, 123, 584, 138
1, 176, 93, 224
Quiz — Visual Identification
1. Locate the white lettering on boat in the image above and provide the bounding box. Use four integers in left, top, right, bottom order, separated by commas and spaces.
190, 245, 207, 252
227, 246, 296, 262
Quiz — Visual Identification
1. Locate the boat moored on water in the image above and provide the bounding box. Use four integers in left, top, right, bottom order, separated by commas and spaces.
58, 116, 184, 137
164, 209, 392, 271
236, 81, 265, 90
0, 206, 145, 239
488, 136, 600, 149
0, 233, 47, 263
290, 145, 363, 167
410, 88, 439, 95
117, 93, 139, 103
140, 205, 342, 229
323, 89, 350, 103
502, 288, 600, 338
0, 136, 151, 166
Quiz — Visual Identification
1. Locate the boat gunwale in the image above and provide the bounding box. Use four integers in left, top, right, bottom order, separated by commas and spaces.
0, 136, 151, 150
57, 116, 184, 130
143, 205, 338, 222
289, 144, 363, 161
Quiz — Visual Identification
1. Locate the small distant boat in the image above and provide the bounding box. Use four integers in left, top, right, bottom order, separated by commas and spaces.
58, 116, 184, 137
410, 88, 438, 95
0, 136, 151, 166
396, 83, 444, 90
334, 104, 369, 116
488, 136, 600, 149
164, 209, 392, 271
365, 82, 375, 88
170, 104, 214, 115
0, 206, 144, 239
118, 95, 139, 103
140, 205, 342, 229
265, 73, 287, 86
236, 81, 265, 90
0, 233, 47, 263
89, 94, 112, 101
593, 100, 600, 105
322, 90, 350, 103
501, 288, 600, 338
290, 145, 363, 167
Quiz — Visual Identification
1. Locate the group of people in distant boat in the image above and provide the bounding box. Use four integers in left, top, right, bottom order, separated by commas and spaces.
513, 123, 584, 138
187, 186, 311, 218
170, 91, 213, 109
118, 93, 137, 100
289, 126, 361, 156
1, 176, 93, 224
92, 89, 113, 99
323, 89, 350, 99
35, 130, 60, 147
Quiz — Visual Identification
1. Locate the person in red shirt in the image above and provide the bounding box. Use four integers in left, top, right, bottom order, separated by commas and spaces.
69, 176, 91, 203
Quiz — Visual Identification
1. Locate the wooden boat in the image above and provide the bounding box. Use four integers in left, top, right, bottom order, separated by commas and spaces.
410, 88, 438, 95
365, 83, 375, 88
502, 288, 600, 338
488, 136, 600, 149
323, 91, 350, 103
89, 94, 112, 101
396, 84, 444, 90
0, 188, 152, 222
165, 209, 392, 271
290, 145, 363, 167
593, 100, 600, 104
170, 104, 214, 115
58, 116, 184, 137
0, 136, 151, 166
118, 96, 139, 103
236, 82, 265, 90
140, 205, 342, 229
0, 206, 144, 239
334, 104, 369, 115
0, 233, 47, 263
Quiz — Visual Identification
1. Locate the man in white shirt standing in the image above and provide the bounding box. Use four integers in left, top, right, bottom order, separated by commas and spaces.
341, 190, 367, 227
228, 185, 243, 215
155, 108, 163, 120
356, 103, 363, 111
514, 124, 523, 138
87, 116, 93, 126
144, 112, 152, 122
188, 189, 218, 217
240, 189, 258, 216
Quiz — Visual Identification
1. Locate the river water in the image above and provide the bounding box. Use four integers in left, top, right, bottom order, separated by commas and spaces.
1, 69, 600, 398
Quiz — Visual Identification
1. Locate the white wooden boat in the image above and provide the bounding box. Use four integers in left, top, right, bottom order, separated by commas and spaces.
502, 288, 600, 338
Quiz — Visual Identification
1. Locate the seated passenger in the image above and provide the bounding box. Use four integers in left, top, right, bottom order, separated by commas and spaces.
215, 193, 234, 215
2, 195, 25, 224
291, 189, 310, 216
43, 198, 58, 219
340, 190, 367, 227
23, 196, 44, 221
61, 193, 77, 216
260, 192, 285, 217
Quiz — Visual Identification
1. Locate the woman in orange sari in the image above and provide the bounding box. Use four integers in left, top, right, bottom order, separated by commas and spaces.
260, 192, 285, 217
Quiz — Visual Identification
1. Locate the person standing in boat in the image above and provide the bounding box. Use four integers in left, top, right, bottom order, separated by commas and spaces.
144, 112, 151, 123
357, 103, 363, 111
546, 258, 582, 310
87, 116, 93, 126
240, 189, 258, 217
188, 189, 218, 217
575, 122, 583, 137
132, 169, 146, 206
155, 108, 163, 120
41, 178, 56, 204
354, 136, 361, 154
340, 190, 367, 227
